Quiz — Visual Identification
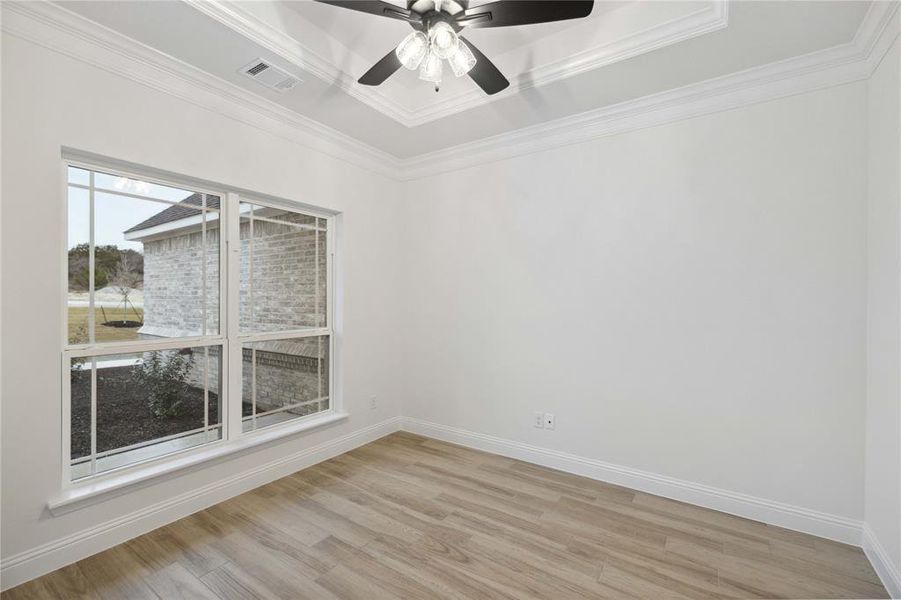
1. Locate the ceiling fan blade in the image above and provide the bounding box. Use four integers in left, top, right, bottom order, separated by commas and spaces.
314, 1, 418, 23
457, 1, 593, 28
358, 49, 403, 86
460, 37, 509, 95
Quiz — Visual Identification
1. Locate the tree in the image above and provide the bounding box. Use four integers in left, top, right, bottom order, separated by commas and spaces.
68, 244, 143, 291
109, 254, 142, 322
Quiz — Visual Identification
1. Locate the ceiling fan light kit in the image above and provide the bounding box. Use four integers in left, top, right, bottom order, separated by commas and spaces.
316, 0, 594, 95
428, 21, 459, 59
397, 31, 428, 70
419, 49, 444, 83
448, 40, 476, 78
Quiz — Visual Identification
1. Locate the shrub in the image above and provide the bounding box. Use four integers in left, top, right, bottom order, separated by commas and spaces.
132, 349, 195, 418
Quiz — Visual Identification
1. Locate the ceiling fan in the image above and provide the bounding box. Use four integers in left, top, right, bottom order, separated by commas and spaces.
314, 0, 594, 95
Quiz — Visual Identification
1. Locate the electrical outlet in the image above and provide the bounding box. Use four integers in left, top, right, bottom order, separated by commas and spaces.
370, 396, 377, 410
534, 411, 544, 428
544, 413, 555, 430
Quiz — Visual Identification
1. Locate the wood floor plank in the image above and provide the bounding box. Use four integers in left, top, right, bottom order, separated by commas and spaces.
770, 538, 884, 584
1, 577, 59, 600
305, 469, 471, 546
142, 562, 220, 600
314, 536, 454, 600
75, 546, 159, 600
198, 563, 266, 600
3, 432, 889, 599
32, 564, 100, 600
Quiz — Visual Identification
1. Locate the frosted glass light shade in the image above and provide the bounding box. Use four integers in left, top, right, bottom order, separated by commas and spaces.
396, 31, 428, 70
419, 49, 443, 83
429, 21, 458, 59
448, 41, 476, 77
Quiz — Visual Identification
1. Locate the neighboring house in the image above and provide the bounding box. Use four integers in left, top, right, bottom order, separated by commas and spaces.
124, 194, 329, 420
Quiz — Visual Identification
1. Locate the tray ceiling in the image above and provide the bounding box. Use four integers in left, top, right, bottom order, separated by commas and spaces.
53, 1, 871, 158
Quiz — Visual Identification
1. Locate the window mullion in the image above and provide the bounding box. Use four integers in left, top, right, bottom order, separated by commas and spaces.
327, 214, 336, 412
64, 335, 224, 359
225, 192, 243, 442
88, 171, 95, 344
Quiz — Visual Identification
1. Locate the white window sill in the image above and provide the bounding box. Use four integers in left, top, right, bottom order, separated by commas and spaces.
48, 411, 349, 515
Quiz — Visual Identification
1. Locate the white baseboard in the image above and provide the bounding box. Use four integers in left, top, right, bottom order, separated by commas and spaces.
401, 417, 863, 546
0, 416, 403, 592
863, 524, 901, 599
1, 415, 878, 592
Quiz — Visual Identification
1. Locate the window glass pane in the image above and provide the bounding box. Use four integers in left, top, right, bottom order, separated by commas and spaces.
65, 169, 222, 345
69, 358, 91, 464
92, 192, 154, 343
130, 194, 220, 339
67, 166, 90, 186
67, 187, 91, 344
129, 193, 221, 340
70, 346, 222, 480
92, 170, 207, 205
242, 335, 330, 432
240, 202, 327, 332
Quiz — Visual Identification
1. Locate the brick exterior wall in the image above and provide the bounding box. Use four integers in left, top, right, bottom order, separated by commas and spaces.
239, 213, 327, 331
140, 228, 220, 339
136, 210, 328, 417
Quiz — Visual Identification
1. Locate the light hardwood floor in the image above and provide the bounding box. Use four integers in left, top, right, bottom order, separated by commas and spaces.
3, 432, 888, 599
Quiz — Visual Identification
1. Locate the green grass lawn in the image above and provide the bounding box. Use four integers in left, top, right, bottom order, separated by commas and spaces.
68, 306, 144, 344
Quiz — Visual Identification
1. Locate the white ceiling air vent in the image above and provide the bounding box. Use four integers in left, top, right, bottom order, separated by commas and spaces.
239, 59, 300, 92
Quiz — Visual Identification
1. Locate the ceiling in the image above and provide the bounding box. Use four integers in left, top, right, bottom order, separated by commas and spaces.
58, 1, 870, 159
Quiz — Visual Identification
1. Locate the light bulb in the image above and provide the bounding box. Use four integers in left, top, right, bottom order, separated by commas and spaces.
428, 21, 458, 59
448, 40, 476, 77
418, 49, 443, 83
395, 31, 428, 71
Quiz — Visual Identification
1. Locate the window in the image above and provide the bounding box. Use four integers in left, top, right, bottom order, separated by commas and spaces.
63, 161, 334, 483
239, 202, 330, 432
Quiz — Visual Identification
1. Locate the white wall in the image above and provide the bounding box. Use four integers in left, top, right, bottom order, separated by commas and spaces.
0, 31, 405, 581
402, 82, 869, 524
1, 3, 895, 593
865, 12, 901, 594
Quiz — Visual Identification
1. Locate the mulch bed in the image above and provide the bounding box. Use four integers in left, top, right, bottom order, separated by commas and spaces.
70, 366, 220, 459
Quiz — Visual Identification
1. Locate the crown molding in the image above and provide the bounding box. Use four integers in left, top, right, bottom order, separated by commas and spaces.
1, 1, 897, 183
190, 0, 730, 128
409, 0, 730, 127
0, 1, 404, 180
398, 0, 900, 180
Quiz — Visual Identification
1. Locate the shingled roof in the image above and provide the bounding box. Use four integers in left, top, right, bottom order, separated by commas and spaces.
124, 193, 221, 234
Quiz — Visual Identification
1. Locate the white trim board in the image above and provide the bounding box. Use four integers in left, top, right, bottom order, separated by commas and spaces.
400, 417, 864, 546
1, 1, 898, 182
863, 524, 901, 599
0, 1, 404, 181
399, 0, 900, 180
187, 0, 730, 128
0, 414, 882, 593
0, 416, 404, 592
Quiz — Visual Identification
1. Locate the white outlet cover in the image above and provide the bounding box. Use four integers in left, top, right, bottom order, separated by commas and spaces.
544, 413, 556, 430
534, 412, 544, 428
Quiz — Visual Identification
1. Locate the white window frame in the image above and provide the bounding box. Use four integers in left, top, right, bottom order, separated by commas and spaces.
59, 150, 339, 494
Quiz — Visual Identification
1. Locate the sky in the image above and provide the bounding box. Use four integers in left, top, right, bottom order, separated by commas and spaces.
67, 167, 207, 252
